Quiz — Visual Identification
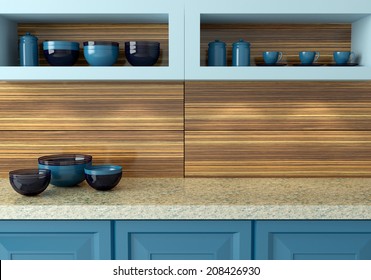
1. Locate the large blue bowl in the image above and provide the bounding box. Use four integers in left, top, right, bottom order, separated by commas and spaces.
125, 41, 160, 66
83, 41, 119, 66
38, 154, 92, 187
43, 41, 80, 66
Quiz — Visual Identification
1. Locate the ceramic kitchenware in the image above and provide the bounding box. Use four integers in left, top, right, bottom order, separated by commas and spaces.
19, 33, 39, 66
208, 39, 226, 66
232, 39, 250, 66
124, 41, 160, 66
83, 41, 119, 66
38, 154, 92, 187
299, 51, 320, 65
9, 169, 51, 196
43, 41, 80, 66
333, 51, 356, 65
263, 51, 283, 65
84, 165, 122, 191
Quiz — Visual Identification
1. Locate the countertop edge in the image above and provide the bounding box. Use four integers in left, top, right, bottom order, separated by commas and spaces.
1, 205, 371, 220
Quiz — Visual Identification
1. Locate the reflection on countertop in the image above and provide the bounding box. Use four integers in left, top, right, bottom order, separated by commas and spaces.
0, 177, 370, 220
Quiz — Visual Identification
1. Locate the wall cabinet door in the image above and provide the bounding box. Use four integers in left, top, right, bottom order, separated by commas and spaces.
115, 221, 252, 260
0, 221, 111, 260
255, 221, 371, 260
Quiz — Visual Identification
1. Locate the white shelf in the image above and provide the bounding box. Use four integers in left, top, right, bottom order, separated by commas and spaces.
186, 66, 371, 81
0, 67, 181, 81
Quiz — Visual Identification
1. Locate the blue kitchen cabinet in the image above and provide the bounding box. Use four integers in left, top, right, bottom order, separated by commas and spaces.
114, 221, 252, 260
254, 221, 371, 260
0, 221, 111, 260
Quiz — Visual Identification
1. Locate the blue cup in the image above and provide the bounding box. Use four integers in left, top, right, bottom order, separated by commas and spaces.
333, 51, 355, 65
263, 51, 283, 65
299, 51, 320, 65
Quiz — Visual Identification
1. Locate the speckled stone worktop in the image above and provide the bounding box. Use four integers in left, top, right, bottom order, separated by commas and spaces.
0, 177, 370, 219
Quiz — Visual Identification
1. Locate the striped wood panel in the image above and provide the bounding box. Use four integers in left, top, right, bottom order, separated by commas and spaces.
200, 24, 351, 66
185, 81, 371, 131
18, 23, 168, 66
0, 81, 183, 177
0, 131, 183, 177
185, 81, 371, 177
0, 82, 183, 130
185, 131, 371, 177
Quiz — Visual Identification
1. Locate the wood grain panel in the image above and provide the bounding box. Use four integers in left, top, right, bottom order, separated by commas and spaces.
200, 24, 351, 66
0, 131, 183, 177
18, 23, 168, 66
186, 81, 371, 131
0, 81, 183, 130
185, 131, 371, 177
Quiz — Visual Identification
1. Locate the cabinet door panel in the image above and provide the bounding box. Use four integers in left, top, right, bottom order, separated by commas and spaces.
115, 221, 252, 260
0, 221, 111, 260
255, 221, 371, 260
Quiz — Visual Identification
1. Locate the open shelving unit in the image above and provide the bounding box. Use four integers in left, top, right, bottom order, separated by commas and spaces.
0, 0, 184, 81
185, 0, 371, 80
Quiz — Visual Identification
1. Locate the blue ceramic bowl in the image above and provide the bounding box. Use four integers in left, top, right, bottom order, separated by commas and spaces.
84, 165, 122, 191
125, 41, 160, 66
38, 154, 92, 187
83, 41, 119, 66
9, 169, 51, 196
43, 41, 80, 66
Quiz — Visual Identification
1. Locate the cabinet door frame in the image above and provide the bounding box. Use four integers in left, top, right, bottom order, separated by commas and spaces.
254, 220, 371, 260
0, 220, 112, 260
115, 220, 252, 260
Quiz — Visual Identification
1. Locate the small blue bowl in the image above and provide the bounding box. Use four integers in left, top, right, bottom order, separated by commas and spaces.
38, 154, 92, 187
83, 41, 119, 66
125, 41, 160, 66
9, 169, 51, 196
84, 165, 122, 191
43, 41, 80, 66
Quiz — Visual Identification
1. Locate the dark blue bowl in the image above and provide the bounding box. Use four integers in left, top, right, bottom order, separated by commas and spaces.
9, 169, 51, 196
84, 165, 122, 191
83, 41, 119, 66
125, 41, 160, 66
43, 41, 80, 66
38, 154, 92, 187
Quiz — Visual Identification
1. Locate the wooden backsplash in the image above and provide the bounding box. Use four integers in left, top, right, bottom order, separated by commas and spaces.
185, 81, 371, 177
200, 24, 351, 66
0, 82, 183, 177
18, 23, 168, 66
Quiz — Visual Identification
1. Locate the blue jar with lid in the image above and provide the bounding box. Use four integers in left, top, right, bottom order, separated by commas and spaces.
208, 39, 226, 66
19, 32, 39, 66
232, 39, 250, 66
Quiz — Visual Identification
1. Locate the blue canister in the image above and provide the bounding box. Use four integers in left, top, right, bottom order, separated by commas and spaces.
232, 39, 250, 66
208, 39, 226, 66
19, 32, 39, 66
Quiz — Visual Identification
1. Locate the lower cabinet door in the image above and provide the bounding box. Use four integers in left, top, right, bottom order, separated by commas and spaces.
255, 221, 371, 260
115, 221, 252, 260
0, 221, 111, 260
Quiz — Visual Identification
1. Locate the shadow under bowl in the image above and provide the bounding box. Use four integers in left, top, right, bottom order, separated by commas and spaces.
38, 154, 92, 187
9, 169, 51, 196
84, 165, 122, 191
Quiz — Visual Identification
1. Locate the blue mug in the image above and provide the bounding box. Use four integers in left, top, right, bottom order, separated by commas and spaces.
333, 51, 355, 65
299, 51, 320, 65
263, 51, 283, 65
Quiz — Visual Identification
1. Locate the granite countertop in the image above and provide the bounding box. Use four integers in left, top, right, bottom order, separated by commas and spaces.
0, 177, 370, 219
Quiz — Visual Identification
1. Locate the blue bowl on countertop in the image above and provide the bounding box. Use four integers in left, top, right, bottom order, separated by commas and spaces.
84, 165, 122, 191
43, 41, 80, 66
9, 169, 51, 196
83, 41, 119, 66
38, 154, 92, 187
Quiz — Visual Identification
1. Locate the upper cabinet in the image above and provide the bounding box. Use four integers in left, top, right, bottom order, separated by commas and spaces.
185, 0, 371, 80
0, 0, 184, 81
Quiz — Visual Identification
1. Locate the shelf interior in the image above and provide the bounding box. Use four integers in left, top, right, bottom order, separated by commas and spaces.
200, 23, 351, 66
17, 22, 169, 67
